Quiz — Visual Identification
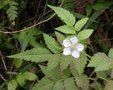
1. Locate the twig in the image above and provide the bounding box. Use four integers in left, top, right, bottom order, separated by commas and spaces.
0, 51, 7, 71
0, 0, 64, 34
0, 74, 6, 82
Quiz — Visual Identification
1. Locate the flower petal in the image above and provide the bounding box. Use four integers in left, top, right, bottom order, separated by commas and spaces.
63, 48, 71, 55
63, 39, 71, 47
70, 36, 78, 44
72, 50, 80, 58
76, 44, 84, 51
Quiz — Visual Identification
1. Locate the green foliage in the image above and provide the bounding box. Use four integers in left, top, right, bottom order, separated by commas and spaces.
64, 78, 78, 90
8, 48, 51, 62
55, 25, 76, 34
6, 1, 18, 25
53, 80, 64, 90
47, 54, 60, 71
75, 75, 89, 90
74, 53, 87, 75
92, 1, 113, 11
86, 4, 92, 16
60, 55, 73, 71
8, 80, 17, 90
16, 73, 26, 87
3, 1, 113, 90
88, 53, 113, 71
108, 48, 113, 58
31, 77, 54, 90
104, 80, 113, 90
77, 29, 94, 40
55, 31, 65, 46
43, 34, 62, 53
74, 17, 89, 31
48, 5, 75, 26
23, 71, 37, 81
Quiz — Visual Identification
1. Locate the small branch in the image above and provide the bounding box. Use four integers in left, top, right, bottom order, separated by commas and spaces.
0, 0, 64, 34
0, 74, 6, 82
0, 51, 7, 71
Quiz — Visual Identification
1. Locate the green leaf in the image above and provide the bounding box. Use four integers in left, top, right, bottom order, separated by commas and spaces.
77, 29, 93, 40
43, 34, 62, 53
92, 2, 113, 11
104, 80, 113, 90
60, 55, 73, 71
31, 77, 54, 90
64, 78, 78, 90
23, 71, 37, 81
75, 75, 89, 90
47, 54, 60, 71
55, 25, 76, 34
70, 60, 78, 77
16, 29, 35, 68
74, 53, 87, 75
88, 53, 113, 71
48, 5, 75, 26
86, 4, 92, 16
55, 31, 65, 46
108, 48, 113, 58
6, 1, 18, 25
74, 17, 89, 31
40, 65, 61, 81
0, 0, 4, 9
16, 73, 26, 87
14, 58, 22, 68
21, 28, 39, 51
8, 80, 17, 90
53, 80, 64, 90
8, 48, 52, 62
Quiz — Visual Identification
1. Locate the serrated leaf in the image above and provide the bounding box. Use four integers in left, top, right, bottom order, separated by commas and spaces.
95, 61, 110, 71
16, 73, 26, 87
70, 60, 78, 77
47, 54, 60, 71
77, 29, 93, 40
23, 71, 37, 81
55, 31, 65, 45
55, 25, 76, 34
6, 1, 18, 25
108, 48, 113, 58
60, 55, 73, 71
74, 18, 89, 31
31, 77, 54, 90
53, 80, 64, 90
8, 80, 17, 90
48, 5, 75, 26
88, 53, 113, 71
64, 78, 78, 90
74, 53, 87, 75
75, 75, 89, 90
8, 48, 52, 62
16, 28, 38, 68
43, 34, 62, 53
40, 65, 61, 81
104, 80, 113, 90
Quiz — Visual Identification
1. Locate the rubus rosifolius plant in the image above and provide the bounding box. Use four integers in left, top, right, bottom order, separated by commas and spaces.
8, 5, 113, 90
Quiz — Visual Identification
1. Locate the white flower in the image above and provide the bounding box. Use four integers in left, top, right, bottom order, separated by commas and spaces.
63, 36, 84, 58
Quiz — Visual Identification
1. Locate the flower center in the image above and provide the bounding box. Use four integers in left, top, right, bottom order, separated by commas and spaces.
70, 44, 76, 49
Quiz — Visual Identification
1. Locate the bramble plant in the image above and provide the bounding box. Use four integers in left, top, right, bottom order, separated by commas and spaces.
7, 5, 113, 90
